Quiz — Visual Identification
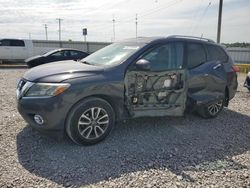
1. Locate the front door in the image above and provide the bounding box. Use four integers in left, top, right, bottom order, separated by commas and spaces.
125, 42, 187, 117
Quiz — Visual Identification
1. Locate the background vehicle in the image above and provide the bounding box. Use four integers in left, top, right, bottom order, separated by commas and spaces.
17, 36, 238, 145
244, 71, 250, 91
25, 48, 89, 67
0, 38, 108, 63
0, 39, 54, 62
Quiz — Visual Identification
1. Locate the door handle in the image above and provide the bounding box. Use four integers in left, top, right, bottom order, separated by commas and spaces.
213, 63, 222, 70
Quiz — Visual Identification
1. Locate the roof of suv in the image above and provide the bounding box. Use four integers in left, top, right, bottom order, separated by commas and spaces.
120, 35, 216, 45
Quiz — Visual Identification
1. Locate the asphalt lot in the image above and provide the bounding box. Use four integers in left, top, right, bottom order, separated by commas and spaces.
0, 69, 250, 187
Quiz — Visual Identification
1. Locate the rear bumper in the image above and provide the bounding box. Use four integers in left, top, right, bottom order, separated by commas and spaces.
228, 73, 238, 100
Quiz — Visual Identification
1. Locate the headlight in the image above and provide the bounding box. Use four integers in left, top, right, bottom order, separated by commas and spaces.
24, 83, 70, 97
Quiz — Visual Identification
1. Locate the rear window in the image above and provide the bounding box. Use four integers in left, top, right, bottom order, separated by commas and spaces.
206, 45, 228, 62
0, 39, 25, 47
187, 43, 206, 69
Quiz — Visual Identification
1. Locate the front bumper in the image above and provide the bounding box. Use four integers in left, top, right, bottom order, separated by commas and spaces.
17, 95, 72, 133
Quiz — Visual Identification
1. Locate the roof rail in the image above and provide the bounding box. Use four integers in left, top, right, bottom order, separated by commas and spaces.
168, 35, 215, 43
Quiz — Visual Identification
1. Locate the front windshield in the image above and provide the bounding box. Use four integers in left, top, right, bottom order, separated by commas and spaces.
81, 43, 143, 66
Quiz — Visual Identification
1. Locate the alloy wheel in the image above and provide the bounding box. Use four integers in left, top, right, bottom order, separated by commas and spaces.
77, 107, 109, 140
207, 100, 223, 116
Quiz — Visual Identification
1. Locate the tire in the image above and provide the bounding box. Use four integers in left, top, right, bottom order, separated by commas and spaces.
197, 99, 224, 118
66, 97, 115, 145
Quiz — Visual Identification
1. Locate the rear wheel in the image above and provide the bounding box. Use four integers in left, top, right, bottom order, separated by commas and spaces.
198, 99, 224, 118
66, 97, 115, 145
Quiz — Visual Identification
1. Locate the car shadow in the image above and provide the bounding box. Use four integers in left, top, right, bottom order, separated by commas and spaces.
16, 109, 250, 187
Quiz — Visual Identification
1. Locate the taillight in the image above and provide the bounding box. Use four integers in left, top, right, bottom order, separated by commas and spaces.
232, 65, 240, 72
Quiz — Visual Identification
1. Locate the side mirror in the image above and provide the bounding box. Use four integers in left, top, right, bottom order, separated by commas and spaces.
135, 59, 151, 71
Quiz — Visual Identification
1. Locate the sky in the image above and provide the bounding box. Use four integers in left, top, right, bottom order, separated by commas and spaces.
0, 0, 249, 43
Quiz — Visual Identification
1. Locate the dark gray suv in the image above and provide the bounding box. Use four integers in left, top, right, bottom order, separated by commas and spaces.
17, 35, 238, 145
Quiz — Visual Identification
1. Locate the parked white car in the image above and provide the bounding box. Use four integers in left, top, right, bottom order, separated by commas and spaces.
0, 39, 55, 63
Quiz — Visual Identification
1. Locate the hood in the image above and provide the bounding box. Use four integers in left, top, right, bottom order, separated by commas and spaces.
24, 55, 42, 62
23, 60, 104, 82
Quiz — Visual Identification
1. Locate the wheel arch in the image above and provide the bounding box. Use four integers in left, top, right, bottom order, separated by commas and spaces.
65, 94, 123, 131
64, 95, 116, 145
89, 94, 121, 120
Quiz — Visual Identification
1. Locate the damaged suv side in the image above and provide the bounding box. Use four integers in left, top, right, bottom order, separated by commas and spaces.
17, 36, 238, 145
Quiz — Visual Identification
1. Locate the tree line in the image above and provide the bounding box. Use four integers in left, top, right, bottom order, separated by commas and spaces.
222, 42, 250, 48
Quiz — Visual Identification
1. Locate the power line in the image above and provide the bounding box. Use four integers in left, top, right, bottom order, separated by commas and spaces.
118, 0, 182, 24
88, 0, 182, 32
187, 0, 204, 34
191, 1, 212, 35
54, 0, 182, 41
138, 0, 182, 19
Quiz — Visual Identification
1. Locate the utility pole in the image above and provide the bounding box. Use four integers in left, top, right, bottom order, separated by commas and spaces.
56, 18, 63, 41
135, 14, 138, 38
112, 15, 115, 41
217, 0, 223, 43
44, 24, 48, 40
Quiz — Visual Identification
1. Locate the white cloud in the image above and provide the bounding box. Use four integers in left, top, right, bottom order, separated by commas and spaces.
0, 0, 249, 43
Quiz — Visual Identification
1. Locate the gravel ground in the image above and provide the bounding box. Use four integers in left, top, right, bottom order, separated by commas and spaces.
0, 69, 250, 188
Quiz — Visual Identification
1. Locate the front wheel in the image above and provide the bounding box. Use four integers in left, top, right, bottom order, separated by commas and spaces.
197, 99, 224, 118
66, 97, 115, 145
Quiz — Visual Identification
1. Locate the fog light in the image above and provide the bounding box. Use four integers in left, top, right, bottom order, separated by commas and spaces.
34, 115, 44, 125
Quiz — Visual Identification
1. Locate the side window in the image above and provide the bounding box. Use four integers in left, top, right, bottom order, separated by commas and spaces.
63, 50, 71, 57
207, 45, 228, 62
142, 42, 184, 71
10, 40, 25, 47
51, 51, 63, 57
70, 51, 80, 56
187, 43, 206, 69
0, 40, 11, 46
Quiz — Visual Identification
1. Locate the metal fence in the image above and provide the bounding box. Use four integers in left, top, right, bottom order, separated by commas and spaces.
32, 40, 111, 53
227, 47, 250, 64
